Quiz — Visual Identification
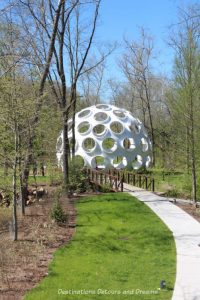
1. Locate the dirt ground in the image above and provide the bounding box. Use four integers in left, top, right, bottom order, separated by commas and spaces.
176, 202, 200, 223
0, 185, 76, 300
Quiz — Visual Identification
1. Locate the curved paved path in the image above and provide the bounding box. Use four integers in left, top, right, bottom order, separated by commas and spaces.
123, 183, 200, 300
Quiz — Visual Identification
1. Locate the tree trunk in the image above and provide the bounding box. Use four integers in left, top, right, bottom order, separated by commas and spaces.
71, 83, 77, 157
190, 98, 197, 204
186, 126, 190, 174
20, 175, 25, 215
62, 113, 70, 191
13, 134, 18, 241
191, 149, 197, 204
21, 134, 32, 209
143, 75, 155, 166
146, 100, 155, 166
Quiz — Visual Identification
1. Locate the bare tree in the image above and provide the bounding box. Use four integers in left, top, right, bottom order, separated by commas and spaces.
24, 0, 104, 190
168, 4, 200, 204
120, 28, 156, 165
15, 0, 67, 205
65, 0, 102, 157
0, 13, 33, 239
80, 58, 105, 106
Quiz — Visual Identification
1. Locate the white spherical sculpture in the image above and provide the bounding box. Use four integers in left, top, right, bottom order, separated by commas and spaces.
56, 104, 152, 170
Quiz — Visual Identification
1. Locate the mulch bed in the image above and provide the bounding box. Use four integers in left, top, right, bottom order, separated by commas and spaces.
175, 202, 200, 223
0, 186, 77, 300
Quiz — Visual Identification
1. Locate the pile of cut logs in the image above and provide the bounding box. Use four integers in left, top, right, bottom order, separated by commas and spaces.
0, 187, 47, 207
26, 187, 47, 205
0, 190, 10, 207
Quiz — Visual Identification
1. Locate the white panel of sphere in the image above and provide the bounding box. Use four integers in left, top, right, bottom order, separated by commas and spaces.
56, 104, 152, 170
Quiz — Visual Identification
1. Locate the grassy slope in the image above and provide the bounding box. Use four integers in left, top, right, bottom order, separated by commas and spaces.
152, 170, 193, 199
25, 193, 176, 300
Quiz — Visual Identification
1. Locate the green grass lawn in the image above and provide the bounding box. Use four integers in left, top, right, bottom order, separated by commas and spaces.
24, 193, 176, 300
151, 169, 194, 199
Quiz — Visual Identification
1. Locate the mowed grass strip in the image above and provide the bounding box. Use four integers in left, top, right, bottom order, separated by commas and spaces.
25, 193, 176, 300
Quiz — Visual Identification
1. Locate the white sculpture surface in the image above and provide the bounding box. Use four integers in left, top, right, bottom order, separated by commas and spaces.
56, 104, 152, 170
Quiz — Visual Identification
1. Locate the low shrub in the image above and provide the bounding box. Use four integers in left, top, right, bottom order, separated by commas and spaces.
67, 160, 90, 194
166, 188, 178, 198
99, 183, 113, 193
50, 201, 67, 224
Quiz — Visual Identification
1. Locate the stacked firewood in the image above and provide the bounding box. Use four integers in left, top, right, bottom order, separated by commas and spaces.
0, 190, 10, 207
0, 187, 47, 207
26, 187, 47, 205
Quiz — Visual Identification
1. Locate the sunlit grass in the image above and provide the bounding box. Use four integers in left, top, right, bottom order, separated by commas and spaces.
25, 193, 176, 300
152, 169, 195, 199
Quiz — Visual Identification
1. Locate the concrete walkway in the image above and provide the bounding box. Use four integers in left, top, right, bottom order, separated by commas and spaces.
123, 183, 200, 300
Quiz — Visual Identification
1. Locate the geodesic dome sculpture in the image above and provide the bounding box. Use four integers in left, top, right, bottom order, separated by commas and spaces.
56, 104, 152, 170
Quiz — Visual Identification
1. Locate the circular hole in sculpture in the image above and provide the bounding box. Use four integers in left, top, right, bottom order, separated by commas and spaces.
141, 138, 148, 152
94, 112, 108, 122
74, 155, 85, 167
112, 156, 127, 168
123, 138, 135, 151
146, 156, 151, 168
56, 136, 63, 152
93, 124, 106, 136
78, 121, 90, 134
78, 109, 91, 118
113, 110, 126, 119
91, 156, 105, 169
110, 121, 124, 134
96, 104, 110, 110
129, 122, 140, 134
132, 155, 143, 170
102, 138, 117, 153
83, 138, 96, 152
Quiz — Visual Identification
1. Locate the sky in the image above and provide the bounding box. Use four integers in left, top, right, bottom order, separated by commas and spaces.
95, 0, 194, 89
0, 0, 194, 99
